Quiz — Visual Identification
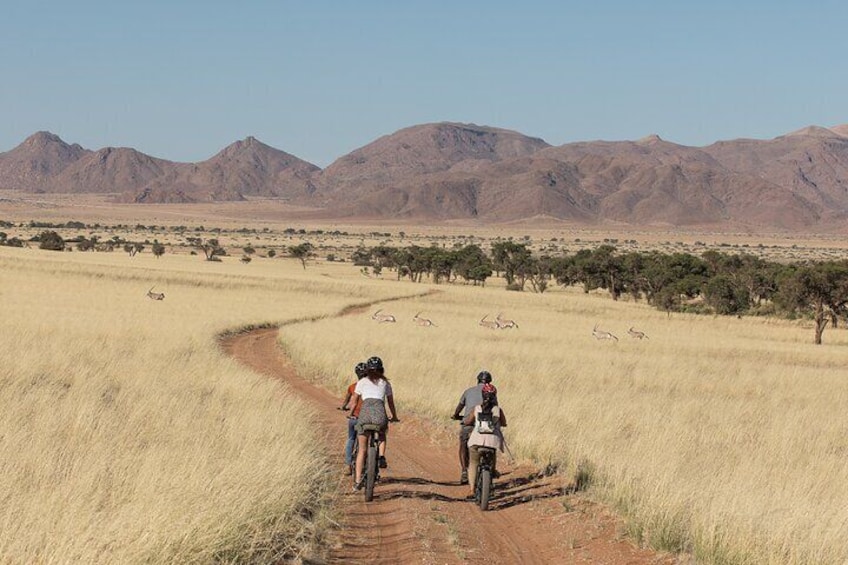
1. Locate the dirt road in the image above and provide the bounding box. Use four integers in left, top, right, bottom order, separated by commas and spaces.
221, 328, 676, 564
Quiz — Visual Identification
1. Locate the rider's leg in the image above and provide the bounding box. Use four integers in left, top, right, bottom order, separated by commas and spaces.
378, 429, 387, 457
354, 433, 367, 484
378, 430, 388, 468
345, 418, 357, 467
459, 426, 471, 471
467, 446, 480, 496
459, 425, 471, 483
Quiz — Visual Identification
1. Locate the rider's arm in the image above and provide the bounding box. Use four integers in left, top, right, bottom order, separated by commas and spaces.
348, 393, 361, 418
386, 394, 398, 421
452, 393, 466, 419
499, 408, 507, 428
339, 390, 352, 410
462, 411, 475, 427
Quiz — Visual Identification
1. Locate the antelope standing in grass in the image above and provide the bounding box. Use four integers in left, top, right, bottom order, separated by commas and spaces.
371, 309, 397, 323
413, 311, 436, 327
146, 286, 165, 301
627, 327, 648, 340
496, 312, 519, 329
479, 314, 500, 330
592, 323, 618, 342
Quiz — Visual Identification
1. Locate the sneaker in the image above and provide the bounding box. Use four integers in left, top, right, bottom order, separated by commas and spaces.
492, 470, 501, 479
378, 456, 387, 469
353, 478, 364, 491
460, 469, 468, 485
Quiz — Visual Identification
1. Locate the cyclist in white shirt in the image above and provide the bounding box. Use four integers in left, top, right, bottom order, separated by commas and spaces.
350, 356, 399, 490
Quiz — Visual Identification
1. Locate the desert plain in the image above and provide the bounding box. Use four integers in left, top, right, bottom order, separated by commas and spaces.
1, 193, 847, 564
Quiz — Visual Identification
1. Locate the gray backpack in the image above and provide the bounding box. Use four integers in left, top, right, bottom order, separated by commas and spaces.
476, 406, 499, 434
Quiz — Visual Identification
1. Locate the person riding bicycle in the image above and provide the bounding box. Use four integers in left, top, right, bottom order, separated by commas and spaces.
451, 370, 495, 484
350, 356, 399, 490
339, 361, 368, 474
462, 383, 506, 498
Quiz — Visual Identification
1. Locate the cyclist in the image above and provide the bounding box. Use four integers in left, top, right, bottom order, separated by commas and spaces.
338, 361, 368, 474
463, 383, 507, 498
451, 370, 495, 484
350, 356, 399, 490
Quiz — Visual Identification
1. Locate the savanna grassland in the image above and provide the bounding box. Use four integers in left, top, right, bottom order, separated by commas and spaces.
3, 206, 848, 564
281, 272, 848, 564
0, 245, 420, 563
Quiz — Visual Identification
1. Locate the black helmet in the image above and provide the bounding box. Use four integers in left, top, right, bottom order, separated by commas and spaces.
354, 362, 368, 379
477, 370, 492, 384
366, 356, 384, 373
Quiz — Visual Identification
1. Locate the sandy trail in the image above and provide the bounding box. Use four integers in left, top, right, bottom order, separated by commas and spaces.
221, 327, 676, 564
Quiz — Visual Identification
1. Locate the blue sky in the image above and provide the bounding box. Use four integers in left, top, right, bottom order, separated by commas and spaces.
2, 1, 846, 167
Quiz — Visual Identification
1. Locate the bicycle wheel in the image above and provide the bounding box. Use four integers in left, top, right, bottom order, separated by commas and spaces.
364, 434, 378, 502
479, 469, 491, 511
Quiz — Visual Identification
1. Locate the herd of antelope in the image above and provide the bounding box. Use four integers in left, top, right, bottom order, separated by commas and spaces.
372, 309, 518, 330
372, 309, 517, 329
592, 323, 649, 342
371, 309, 647, 340
478, 313, 519, 330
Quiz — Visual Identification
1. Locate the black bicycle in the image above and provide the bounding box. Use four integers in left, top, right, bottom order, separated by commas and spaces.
474, 447, 497, 511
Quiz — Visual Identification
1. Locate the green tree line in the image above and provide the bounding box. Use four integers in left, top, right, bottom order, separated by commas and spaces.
352, 242, 848, 345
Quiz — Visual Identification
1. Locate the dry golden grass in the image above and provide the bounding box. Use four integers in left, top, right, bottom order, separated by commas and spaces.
3, 219, 848, 564
280, 279, 848, 564
0, 246, 399, 563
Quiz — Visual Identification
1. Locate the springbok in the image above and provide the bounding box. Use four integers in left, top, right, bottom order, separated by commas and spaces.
412, 311, 436, 327
496, 312, 519, 329
146, 286, 165, 301
479, 315, 500, 330
371, 309, 397, 323
627, 327, 648, 340
592, 323, 618, 342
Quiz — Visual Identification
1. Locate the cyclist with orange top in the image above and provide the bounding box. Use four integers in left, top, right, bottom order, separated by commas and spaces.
339, 362, 368, 474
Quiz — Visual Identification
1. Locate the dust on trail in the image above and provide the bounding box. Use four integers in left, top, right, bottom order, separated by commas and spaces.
221, 328, 678, 564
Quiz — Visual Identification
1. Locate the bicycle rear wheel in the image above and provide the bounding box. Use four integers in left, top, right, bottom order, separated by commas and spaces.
364, 434, 378, 502
479, 469, 491, 511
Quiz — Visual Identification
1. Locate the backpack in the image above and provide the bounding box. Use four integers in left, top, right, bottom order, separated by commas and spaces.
476, 406, 499, 434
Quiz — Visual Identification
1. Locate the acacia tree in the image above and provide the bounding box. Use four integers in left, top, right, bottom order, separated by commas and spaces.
288, 242, 315, 269
152, 242, 166, 258
186, 237, 225, 260
775, 261, 848, 344
491, 241, 533, 290
452, 244, 493, 285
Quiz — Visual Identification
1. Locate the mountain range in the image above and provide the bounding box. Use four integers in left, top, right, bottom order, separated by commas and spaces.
2, 122, 848, 231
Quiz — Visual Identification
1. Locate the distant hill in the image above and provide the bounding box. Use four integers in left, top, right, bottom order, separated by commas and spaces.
0, 132, 90, 191
0, 133, 319, 204
2, 122, 848, 231
130, 136, 320, 203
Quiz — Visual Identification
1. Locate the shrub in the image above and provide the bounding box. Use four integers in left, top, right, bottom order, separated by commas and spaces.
38, 231, 65, 251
